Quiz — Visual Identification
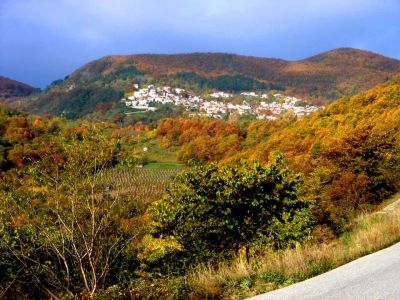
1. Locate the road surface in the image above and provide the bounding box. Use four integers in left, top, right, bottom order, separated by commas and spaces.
249, 242, 400, 300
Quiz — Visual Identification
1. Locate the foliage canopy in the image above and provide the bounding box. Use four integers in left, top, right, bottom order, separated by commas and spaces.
151, 156, 313, 264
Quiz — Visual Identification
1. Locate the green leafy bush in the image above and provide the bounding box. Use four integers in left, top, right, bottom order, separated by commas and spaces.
151, 154, 314, 266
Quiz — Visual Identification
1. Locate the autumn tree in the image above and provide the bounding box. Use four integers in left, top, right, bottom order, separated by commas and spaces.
0, 126, 141, 298
151, 155, 313, 265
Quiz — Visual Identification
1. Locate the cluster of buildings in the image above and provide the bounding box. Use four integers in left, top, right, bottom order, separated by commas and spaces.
122, 84, 201, 112
256, 94, 321, 120
209, 91, 233, 98
121, 85, 322, 120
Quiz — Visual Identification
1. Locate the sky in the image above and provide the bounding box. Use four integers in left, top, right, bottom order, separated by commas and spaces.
1, 0, 400, 88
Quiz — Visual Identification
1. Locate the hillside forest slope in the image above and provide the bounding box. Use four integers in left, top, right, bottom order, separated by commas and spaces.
18, 48, 400, 120
156, 77, 400, 235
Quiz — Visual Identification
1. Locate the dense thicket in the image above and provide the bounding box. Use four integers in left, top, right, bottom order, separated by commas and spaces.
168, 72, 272, 92
0, 108, 151, 297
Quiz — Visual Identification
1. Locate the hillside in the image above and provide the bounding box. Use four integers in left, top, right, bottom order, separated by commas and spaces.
71, 47, 400, 98
156, 76, 400, 234
0, 76, 36, 100
18, 48, 400, 120
1, 77, 400, 299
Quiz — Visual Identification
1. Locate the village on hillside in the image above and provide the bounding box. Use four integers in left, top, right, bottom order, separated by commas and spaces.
121, 84, 322, 120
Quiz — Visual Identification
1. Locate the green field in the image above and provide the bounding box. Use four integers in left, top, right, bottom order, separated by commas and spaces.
144, 162, 183, 169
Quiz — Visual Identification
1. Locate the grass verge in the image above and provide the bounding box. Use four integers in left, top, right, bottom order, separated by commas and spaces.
187, 200, 400, 299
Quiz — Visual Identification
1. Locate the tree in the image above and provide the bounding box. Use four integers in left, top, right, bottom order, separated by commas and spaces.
151, 154, 313, 265
0, 126, 141, 298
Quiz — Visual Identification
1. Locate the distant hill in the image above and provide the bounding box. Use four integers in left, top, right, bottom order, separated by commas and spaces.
0, 76, 36, 100
18, 48, 400, 120
70, 48, 400, 99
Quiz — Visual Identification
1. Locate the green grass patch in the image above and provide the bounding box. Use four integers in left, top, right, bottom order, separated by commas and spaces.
138, 139, 180, 164
144, 162, 183, 169
125, 111, 146, 115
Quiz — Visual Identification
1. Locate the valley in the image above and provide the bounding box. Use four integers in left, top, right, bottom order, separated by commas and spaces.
2, 1, 400, 298
1, 42, 400, 300
1, 74, 400, 298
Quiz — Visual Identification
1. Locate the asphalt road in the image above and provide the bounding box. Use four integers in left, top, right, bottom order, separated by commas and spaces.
249, 242, 400, 300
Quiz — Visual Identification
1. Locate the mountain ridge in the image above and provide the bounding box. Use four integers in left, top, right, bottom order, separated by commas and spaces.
18, 47, 400, 120
70, 47, 400, 98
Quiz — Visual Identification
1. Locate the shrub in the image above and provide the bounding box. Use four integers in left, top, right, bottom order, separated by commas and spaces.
150, 154, 314, 267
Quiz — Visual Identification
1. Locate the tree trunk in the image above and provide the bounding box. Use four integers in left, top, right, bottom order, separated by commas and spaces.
245, 244, 250, 264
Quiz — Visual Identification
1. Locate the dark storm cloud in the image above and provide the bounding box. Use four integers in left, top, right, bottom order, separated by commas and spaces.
1, 0, 399, 87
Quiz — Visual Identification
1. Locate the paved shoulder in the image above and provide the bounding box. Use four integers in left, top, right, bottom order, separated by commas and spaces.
249, 242, 400, 300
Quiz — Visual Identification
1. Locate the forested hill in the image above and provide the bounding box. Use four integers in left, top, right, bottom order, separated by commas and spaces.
17, 48, 400, 120
0, 76, 36, 100
71, 47, 400, 99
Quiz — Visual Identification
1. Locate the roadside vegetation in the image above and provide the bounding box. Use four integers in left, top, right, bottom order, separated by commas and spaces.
187, 194, 400, 299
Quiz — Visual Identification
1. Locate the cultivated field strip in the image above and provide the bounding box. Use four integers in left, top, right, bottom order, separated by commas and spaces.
97, 167, 181, 200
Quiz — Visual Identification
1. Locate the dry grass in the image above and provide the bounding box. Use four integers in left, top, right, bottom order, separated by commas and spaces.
376, 192, 400, 211
188, 203, 400, 299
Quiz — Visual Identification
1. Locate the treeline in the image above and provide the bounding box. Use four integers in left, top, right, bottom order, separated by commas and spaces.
24, 84, 124, 119
0, 107, 151, 171
166, 72, 284, 92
